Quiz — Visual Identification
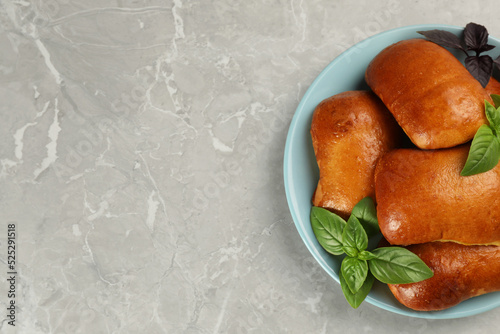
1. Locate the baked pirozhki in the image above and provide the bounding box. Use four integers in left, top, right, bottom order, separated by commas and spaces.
384, 241, 500, 311
366, 38, 491, 150
375, 145, 500, 246
310, 90, 404, 219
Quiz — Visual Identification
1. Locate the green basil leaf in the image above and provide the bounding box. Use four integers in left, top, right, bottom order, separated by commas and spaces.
491, 94, 500, 109
310, 207, 346, 255
342, 246, 358, 258
342, 215, 368, 252
485, 100, 500, 134
358, 250, 376, 261
461, 124, 500, 176
340, 271, 374, 309
341, 256, 368, 294
351, 197, 380, 237
369, 247, 434, 284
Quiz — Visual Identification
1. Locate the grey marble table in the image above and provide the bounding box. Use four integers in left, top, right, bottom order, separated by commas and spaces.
1, 1, 499, 333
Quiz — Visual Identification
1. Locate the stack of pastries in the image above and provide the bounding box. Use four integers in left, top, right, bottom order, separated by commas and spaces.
311, 38, 500, 311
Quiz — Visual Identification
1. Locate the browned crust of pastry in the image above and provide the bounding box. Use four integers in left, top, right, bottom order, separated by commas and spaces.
375, 145, 500, 246
385, 241, 500, 311
311, 90, 404, 219
366, 38, 490, 149
486, 76, 500, 96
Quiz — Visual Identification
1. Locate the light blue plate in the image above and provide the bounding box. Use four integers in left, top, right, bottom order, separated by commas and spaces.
283, 24, 500, 319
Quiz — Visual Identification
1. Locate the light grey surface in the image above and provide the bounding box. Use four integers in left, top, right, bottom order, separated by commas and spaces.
1, 0, 499, 333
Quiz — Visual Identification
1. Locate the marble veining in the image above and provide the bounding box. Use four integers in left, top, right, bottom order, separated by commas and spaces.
1, 0, 500, 333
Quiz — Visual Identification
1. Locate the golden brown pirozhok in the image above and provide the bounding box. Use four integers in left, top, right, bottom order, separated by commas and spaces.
386, 242, 500, 311
486, 76, 500, 95
366, 38, 490, 149
310, 91, 403, 219
375, 145, 500, 246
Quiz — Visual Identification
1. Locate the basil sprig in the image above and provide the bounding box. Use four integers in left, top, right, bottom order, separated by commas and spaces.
418, 22, 499, 87
310, 198, 433, 309
461, 97, 500, 176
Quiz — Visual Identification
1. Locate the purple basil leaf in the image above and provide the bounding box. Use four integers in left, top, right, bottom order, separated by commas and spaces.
477, 44, 496, 53
465, 55, 494, 87
417, 29, 465, 51
464, 22, 494, 53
